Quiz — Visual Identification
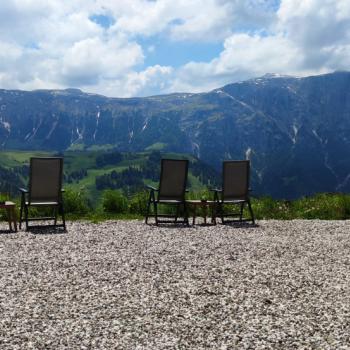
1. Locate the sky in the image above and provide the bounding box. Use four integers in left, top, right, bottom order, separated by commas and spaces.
0, 0, 350, 97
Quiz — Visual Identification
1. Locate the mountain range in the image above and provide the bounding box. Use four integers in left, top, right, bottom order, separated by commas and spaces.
1, 71, 350, 198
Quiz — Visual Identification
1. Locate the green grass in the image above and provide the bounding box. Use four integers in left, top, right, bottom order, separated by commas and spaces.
2, 191, 350, 224
250, 193, 350, 220
0, 150, 51, 167
87, 144, 117, 151
187, 174, 203, 191
145, 142, 167, 151
1, 149, 213, 214
117, 158, 145, 168
64, 151, 99, 172
3, 150, 350, 222
66, 143, 85, 151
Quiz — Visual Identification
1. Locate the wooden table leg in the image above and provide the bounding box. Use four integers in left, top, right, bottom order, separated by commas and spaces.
6, 208, 12, 231
211, 204, 217, 225
12, 207, 17, 232
203, 205, 207, 225
5, 207, 17, 232
192, 205, 196, 225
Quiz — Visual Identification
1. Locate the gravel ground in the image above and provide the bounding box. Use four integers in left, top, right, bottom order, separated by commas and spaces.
0, 219, 350, 349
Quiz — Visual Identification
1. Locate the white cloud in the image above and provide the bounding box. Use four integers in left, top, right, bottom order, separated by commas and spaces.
168, 0, 350, 93
106, 0, 277, 41
121, 65, 173, 97
169, 34, 302, 93
0, 0, 350, 97
60, 37, 144, 86
0, 42, 22, 67
278, 0, 350, 47
169, 0, 233, 41
76, 64, 173, 98
277, 0, 350, 70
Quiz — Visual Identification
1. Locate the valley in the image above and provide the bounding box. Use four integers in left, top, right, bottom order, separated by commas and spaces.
0, 149, 219, 205
1, 71, 350, 198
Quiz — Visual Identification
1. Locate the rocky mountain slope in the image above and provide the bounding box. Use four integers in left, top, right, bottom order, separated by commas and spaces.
1, 71, 350, 198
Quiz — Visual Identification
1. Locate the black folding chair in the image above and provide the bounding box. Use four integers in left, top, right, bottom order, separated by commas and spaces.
212, 160, 255, 224
145, 159, 189, 225
19, 157, 66, 230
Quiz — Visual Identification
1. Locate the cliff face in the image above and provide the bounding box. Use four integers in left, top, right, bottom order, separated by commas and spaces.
1, 71, 350, 198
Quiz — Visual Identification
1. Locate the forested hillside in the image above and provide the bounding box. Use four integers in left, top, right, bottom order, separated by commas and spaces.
1, 71, 350, 198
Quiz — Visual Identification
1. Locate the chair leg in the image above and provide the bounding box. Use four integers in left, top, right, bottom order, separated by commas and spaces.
239, 203, 244, 222
212, 202, 217, 225
19, 206, 22, 230
220, 203, 225, 224
60, 203, 66, 230
54, 206, 58, 226
153, 201, 158, 225
12, 207, 17, 232
145, 201, 150, 224
247, 199, 255, 225
145, 192, 152, 224
175, 204, 180, 223
192, 204, 197, 225
19, 194, 24, 229
24, 205, 29, 231
183, 202, 189, 226
6, 208, 12, 231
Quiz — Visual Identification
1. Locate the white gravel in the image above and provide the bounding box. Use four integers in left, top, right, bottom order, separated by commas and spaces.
1, 219, 350, 349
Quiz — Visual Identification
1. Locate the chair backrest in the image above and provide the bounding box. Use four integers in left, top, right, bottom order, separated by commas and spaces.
158, 159, 189, 200
222, 160, 250, 200
28, 157, 63, 203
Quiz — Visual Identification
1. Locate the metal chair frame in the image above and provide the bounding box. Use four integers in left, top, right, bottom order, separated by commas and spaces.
145, 159, 189, 225
212, 160, 255, 224
19, 157, 66, 231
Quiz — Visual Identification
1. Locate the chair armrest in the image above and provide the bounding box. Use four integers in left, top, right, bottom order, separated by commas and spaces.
18, 187, 28, 193
209, 188, 222, 192
146, 185, 158, 191
209, 188, 222, 201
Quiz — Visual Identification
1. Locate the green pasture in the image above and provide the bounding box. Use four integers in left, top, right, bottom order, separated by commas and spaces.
3, 150, 350, 222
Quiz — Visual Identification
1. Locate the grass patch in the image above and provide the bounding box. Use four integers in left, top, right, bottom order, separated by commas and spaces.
0, 150, 51, 167
3, 192, 350, 224
145, 142, 167, 151
250, 193, 350, 220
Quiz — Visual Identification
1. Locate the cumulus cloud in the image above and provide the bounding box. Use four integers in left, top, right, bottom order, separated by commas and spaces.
60, 37, 143, 86
168, 0, 350, 93
277, 0, 350, 70
118, 65, 174, 97
170, 33, 302, 93
0, 0, 350, 96
106, 0, 277, 41
0, 0, 185, 96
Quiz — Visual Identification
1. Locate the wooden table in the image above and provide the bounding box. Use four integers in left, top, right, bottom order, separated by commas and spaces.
186, 200, 217, 225
0, 201, 17, 232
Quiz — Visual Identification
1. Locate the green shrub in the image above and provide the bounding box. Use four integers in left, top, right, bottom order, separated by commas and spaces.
63, 188, 90, 215
187, 188, 212, 201
186, 188, 213, 217
250, 197, 293, 220
292, 193, 350, 219
102, 189, 128, 214
128, 191, 149, 215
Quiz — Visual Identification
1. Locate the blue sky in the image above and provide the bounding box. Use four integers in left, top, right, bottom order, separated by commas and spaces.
0, 0, 349, 97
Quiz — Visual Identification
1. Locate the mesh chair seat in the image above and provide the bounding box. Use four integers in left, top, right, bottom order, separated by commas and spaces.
145, 159, 189, 225
19, 157, 66, 231
212, 160, 255, 224
157, 199, 184, 204
25, 201, 60, 206
219, 199, 247, 204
